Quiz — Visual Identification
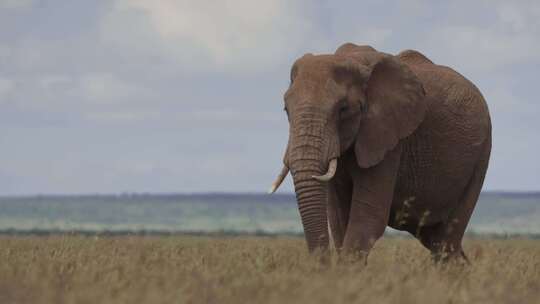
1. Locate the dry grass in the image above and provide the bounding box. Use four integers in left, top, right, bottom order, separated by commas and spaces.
0, 236, 539, 304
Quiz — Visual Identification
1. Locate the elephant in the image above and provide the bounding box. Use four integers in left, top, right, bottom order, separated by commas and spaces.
269, 43, 491, 262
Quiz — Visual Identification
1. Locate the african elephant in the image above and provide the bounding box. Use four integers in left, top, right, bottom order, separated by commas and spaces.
270, 43, 491, 262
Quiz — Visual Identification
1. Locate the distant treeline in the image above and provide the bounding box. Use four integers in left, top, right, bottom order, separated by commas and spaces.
1, 228, 539, 240
2, 191, 540, 200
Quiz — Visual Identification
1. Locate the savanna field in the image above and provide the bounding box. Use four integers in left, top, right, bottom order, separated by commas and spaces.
0, 236, 539, 304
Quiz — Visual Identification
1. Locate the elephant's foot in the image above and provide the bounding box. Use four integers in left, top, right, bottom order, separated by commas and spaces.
431, 249, 463, 264
431, 247, 470, 265
337, 249, 369, 266
417, 226, 469, 264
306, 246, 332, 267
317, 250, 332, 267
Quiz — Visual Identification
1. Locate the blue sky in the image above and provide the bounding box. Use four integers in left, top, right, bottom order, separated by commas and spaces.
0, 0, 538, 194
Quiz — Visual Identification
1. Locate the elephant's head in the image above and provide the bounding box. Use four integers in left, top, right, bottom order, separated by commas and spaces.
270, 43, 426, 252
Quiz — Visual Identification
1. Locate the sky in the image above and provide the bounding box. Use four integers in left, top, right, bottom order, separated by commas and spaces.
0, 0, 539, 195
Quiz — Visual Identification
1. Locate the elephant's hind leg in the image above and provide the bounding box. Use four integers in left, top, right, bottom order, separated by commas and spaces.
416, 223, 468, 262
418, 139, 491, 262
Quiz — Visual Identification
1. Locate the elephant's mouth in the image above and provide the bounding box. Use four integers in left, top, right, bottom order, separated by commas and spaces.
268, 158, 338, 193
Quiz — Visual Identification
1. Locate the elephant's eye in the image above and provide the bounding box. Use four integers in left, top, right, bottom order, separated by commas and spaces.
339, 102, 349, 116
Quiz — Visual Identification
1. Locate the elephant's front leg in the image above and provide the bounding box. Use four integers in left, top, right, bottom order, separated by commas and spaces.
327, 176, 352, 251
342, 145, 401, 259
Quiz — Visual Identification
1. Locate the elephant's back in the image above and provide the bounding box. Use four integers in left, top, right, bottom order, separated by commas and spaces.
400, 53, 491, 133
398, 51, 491, 140
410, 61, 491, 153
390, 60, 491, 228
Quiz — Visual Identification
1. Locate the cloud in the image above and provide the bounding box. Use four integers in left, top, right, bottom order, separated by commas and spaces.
0, 77, 15, 103
176, 110, 282, 124
0, 45, 11, 65
420, 1, 540, 73
102, 0, 317, 72
78, 73, 154, 104
83, 111, 161, 125
0, 1, 538, 193
0, 0, 34, 9
423, 25, 540, 73
495, 0, 540, 32
347, 28, 392, 47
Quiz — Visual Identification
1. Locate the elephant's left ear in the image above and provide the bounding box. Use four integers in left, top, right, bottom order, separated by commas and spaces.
355, 56, 426, 168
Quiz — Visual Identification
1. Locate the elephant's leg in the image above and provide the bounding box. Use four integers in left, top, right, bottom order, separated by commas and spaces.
342, 145, 401, 259
416, 223, 465, 262
327, 177, 352, 251
418, 138, 491, 262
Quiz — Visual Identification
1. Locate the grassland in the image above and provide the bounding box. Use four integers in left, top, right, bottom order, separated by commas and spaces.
0, 236, 539, 304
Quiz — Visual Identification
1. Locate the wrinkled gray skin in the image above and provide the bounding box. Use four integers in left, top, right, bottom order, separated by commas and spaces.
272, 43, 491, 262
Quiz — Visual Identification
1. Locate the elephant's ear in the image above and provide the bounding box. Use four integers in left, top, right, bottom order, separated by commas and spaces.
355, 56, 426, 168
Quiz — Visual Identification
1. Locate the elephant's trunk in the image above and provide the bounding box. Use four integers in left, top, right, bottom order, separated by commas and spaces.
268, 107, 340, 252
291, 161, 329, 252
286, 113, 336, 252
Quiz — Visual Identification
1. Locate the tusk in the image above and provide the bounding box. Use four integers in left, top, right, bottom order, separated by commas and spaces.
312, 158, 337, 182
268, 165, 289, 194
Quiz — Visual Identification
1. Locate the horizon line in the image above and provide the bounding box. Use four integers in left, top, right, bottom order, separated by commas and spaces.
1, 190, 540, 199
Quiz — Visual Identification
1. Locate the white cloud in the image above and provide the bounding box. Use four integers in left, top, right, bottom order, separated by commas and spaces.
495, 1, 540, 32
84, 110, 161, 124
0, 0, 34, 9
0, 72, 160, 126
0, 45, 11, 64
0, 77, 14, 103
177, 110, 282, 124
38, 75, 72, 90
102, 0, 316, 72
421, 1, 540, 73
78, 73, 154, 104
423, 25, 539, 72
344, 27, 392, 49
0, 1, 539, 193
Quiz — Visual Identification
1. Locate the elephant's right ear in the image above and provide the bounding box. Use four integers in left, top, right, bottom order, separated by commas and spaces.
355, 56, 426, 168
